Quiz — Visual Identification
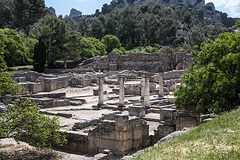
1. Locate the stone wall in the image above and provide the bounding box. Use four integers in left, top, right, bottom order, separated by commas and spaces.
78, 51, 191, 73
88, 114, 149, 156
58, 131, 89, 153
176, 107, 201, 130
13, 71, 71, 94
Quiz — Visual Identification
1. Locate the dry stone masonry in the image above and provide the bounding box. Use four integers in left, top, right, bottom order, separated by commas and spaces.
7, 52, 213, 159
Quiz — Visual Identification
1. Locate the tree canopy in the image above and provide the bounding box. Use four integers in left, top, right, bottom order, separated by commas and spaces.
174, 31, 240, 113
0, 70, 66, 149
0, 28, 37, 67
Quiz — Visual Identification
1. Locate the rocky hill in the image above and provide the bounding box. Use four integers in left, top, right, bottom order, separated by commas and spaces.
112, 0, 226, 24
69, 8, 83, 21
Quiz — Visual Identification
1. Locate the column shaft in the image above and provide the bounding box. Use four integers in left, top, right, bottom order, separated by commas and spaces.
144, 77, 150, 108
98, 76, 104, 107
140, 77, 145, 101
159, 73, 164, 98
119, 76, 125, 108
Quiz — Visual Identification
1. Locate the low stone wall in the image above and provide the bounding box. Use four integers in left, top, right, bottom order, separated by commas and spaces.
30, 98, 70, 108
32, 92, 66, 98
16, 71, 71, 94
78, 51, 191, 73
43, 76, 70, 92
176, 107, 201, 130
58, 130, 89, 153
87, 114, 149, 156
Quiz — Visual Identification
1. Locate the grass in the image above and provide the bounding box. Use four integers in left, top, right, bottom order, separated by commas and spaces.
132, 108, 240, 160
8, 65, 33, 71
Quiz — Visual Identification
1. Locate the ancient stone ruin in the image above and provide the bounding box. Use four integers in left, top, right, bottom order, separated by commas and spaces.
5, 52, 211, 159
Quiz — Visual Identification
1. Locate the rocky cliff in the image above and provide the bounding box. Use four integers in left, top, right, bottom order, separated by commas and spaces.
69, 8, 83, 21
113, 0, 223, 24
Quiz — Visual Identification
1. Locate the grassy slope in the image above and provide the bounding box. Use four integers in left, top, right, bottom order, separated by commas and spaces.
132, 108, 240, 160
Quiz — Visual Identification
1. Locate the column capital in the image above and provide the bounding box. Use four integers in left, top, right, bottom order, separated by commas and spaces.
118, 74, 126, 78
97, 74, 105, 78
142, 72, 153, 78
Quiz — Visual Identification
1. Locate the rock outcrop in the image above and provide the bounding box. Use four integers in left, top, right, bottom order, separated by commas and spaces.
69, 8, 83, 21
114, 0, 224, 24
48, 7, 56, 16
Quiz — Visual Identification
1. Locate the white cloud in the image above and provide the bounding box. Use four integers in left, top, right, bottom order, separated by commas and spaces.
205, 0, 227, 7
225, 0, 240, 17
205, 0, 240, 17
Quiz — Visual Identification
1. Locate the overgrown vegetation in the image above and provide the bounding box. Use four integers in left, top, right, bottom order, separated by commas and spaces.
132, 108, 240, 160
0, 0, 235, 71
0, 64, 66, 149
174, 23, 240, 113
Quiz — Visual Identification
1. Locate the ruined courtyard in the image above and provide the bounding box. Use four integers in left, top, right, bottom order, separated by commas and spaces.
3, 52, 215, 159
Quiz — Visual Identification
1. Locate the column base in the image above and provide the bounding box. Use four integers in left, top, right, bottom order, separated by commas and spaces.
92, 103, 104, 110
158, 94, 164, 99
118, 104, 125, 109
144, 105, 150, 109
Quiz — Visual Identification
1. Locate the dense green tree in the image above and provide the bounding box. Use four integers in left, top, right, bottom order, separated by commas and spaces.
233, 20, 240, 30
174, 31, 240, 113
0, 72, 22, 99
33, 37, 46, 72
101, 34, 121, 53
0, 53, 7, 72
66, 2, 229, 50
0, 28, 37, 67
0, 97, 66, 148
59, 31, 82, 68
30, 15, 68, 68
0, 0, 14, 28
0, 68, 66, 148
79, 37, 107, 58
14, 0, 46, 34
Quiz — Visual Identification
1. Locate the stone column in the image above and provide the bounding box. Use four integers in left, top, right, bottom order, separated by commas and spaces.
97, 75, 104, 108
118, 75, 125, 108
158, 72, 164, 98
140, 76, 145, 101
143, 74, 151, 108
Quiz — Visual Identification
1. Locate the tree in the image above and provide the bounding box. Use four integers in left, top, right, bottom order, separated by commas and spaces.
0, 97, 66, 148
30, 15, 68, 68
33, 37, 46, 72
0, 70, 66, 149
0, 72, 22, 99
0, 0, 14, 28
79, 37, 107, 58
14, 0, 46, 34
0, 28, 37, 67
174, 31, 240, 113
232, 20, 240, 30
101, 35, 121, 54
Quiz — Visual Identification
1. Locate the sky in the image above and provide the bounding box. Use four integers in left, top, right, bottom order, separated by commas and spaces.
45, 0, 240, 18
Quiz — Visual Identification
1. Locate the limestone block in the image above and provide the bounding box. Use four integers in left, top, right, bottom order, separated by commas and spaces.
115, 123, 130, 132
160, 108, 177, 121
58, 130, 88, 153
129, 106, 146, 118
132, 139, 142, 150
176, 116, 199, 130
132, 128, 143, 139
99, 139, 132, 154
115, 114, 129, 124
157, 124, 176, 139
118, 131, 131, 141
88, 136, 100, 154
142, 126, 149, 137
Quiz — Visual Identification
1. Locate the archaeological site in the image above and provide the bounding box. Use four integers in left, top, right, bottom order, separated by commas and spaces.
4, 51, 215, 159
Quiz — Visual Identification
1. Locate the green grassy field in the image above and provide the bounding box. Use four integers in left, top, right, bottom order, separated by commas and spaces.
132, 108, 240, 160
8, 65, 33, 71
